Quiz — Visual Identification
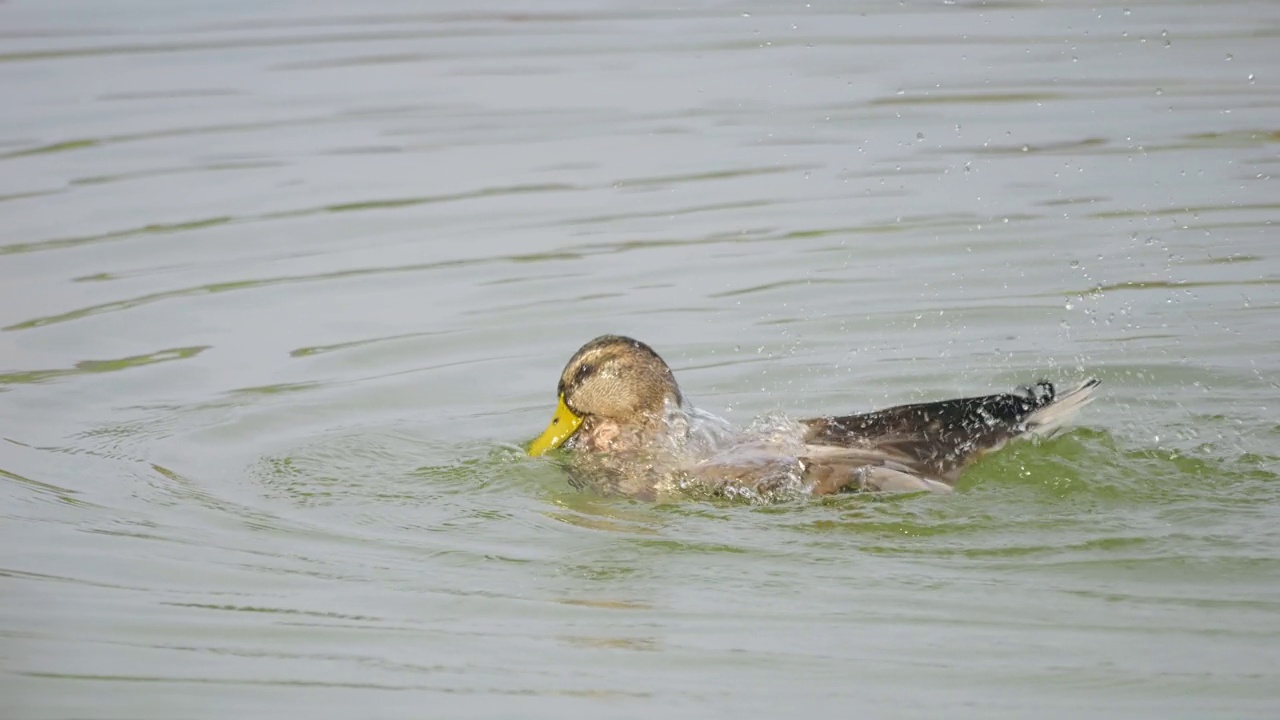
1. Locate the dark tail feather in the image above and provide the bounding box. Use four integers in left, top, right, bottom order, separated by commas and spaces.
1021, 377, 1101, 438
802, 378, 1100, 483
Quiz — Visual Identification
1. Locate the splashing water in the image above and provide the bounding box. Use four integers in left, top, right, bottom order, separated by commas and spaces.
565, 399, 815, 502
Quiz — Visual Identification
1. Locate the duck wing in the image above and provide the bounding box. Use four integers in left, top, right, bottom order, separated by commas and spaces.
800, 378, 1100, 489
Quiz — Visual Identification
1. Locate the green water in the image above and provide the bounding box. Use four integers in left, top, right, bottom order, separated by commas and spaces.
2, 1, 1279, 718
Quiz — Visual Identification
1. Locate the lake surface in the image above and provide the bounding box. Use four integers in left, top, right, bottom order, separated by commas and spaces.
2, 1, 1279, 717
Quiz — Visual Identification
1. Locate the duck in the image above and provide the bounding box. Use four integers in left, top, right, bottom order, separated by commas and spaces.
528, 335, 1099, 500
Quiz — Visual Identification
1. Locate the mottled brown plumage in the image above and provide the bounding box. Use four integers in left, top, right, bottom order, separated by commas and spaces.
555, 335, 681, 453
529, 335, 1099, 499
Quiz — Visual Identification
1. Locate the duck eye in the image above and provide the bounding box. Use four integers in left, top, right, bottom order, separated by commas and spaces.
573, 364, 594, 384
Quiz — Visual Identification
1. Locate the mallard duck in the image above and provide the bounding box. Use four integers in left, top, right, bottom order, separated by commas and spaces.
528, 335, 1099, 500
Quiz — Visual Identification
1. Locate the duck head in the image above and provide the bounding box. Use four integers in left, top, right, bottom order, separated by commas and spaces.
528, 335, 683, 456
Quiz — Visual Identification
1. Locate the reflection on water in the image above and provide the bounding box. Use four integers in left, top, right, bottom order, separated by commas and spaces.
2, 0, 1279, 717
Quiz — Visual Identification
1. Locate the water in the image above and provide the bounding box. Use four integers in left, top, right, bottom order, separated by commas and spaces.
2, 1, 1279, 717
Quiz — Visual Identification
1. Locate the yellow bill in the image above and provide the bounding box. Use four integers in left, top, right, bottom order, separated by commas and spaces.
528, 394, 583, 456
